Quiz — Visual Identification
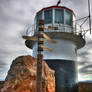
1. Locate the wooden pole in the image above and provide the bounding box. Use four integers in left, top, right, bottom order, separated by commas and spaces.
36, 19, 44, 92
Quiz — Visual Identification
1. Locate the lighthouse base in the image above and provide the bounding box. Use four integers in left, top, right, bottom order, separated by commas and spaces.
45, 59, 78, 92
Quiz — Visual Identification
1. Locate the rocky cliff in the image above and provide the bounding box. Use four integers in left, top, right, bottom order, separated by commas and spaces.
0, 81, 4, 91
78, 82, 92, 92
1, 55, 55, 92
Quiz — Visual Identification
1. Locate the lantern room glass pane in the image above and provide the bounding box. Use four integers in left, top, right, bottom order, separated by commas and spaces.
55, 9, 64, 23
44, 9, 52, 24
37, 12, 42, 23
65, 10, 72, 26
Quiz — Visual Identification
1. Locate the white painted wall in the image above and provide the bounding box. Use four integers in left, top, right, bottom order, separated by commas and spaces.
33, 39, 77, 61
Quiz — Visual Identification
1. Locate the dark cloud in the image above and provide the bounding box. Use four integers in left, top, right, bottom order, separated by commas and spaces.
78, 39, 92, 80
78, 51, 90, 56
80, 64, 92, 71
86, 40, 92, 49
78, 60, 91, 66
0, 62, 8, 68
79, 64, 92, 74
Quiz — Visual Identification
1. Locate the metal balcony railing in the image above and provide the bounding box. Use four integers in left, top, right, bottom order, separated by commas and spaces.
25, 24, 87, 39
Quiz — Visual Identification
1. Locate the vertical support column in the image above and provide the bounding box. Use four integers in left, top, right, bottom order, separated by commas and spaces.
88, 0, 91, 34
36, 20, 44, 92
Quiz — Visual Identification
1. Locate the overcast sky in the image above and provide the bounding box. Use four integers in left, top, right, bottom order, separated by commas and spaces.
0, 0, 92, 81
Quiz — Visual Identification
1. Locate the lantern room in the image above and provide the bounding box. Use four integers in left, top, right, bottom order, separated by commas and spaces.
35, 6, 76, 33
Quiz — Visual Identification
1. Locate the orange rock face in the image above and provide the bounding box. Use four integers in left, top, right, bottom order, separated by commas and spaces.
1, 56, 55, 92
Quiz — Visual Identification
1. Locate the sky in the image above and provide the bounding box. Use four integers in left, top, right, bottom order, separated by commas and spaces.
0, 0, 92, 81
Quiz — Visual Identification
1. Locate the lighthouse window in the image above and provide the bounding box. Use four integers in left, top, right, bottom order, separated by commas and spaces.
44, 9, 52, 24
55, 9, 64, 23
65, 10, 72, 26
37, 12, 42, 23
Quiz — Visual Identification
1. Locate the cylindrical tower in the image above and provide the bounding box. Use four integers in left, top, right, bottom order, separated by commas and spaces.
25, 6, 85, 92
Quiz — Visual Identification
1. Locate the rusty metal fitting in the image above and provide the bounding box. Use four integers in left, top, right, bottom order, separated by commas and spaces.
38, 41, 44, 44
38, 27, 44, 31
38, 47, 43, 51
37, 54, 43, 59
38, 19, 44, 25
38, 34, 44, 38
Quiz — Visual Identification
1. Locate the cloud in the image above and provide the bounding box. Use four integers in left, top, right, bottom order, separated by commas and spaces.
0, 68, 8, 80
79, 64, 92, 74
0, 0, 34, 70
78, 35, 92, 80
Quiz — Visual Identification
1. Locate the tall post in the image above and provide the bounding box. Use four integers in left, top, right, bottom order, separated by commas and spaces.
88, 0, 91, 34
36, 19, 44, 92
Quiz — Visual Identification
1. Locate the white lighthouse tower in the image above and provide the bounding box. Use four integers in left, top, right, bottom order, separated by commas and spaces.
24, 3, 86, 92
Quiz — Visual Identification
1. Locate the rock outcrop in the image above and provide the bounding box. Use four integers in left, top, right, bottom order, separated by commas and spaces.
78, 82, 92, 92
1, 55, 55, 92
0, 81, 4, 91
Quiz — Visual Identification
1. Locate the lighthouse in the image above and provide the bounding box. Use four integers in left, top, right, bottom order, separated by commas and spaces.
24, 3, 86, 92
